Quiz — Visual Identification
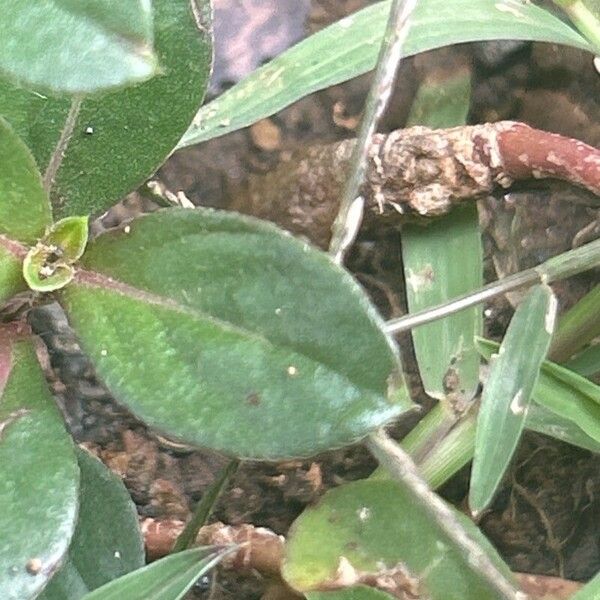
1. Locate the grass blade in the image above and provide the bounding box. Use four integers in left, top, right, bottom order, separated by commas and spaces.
81, 547, 233, 600
402, 69, 482, 400
469, 285, 558, 515
178, 0, 591, 148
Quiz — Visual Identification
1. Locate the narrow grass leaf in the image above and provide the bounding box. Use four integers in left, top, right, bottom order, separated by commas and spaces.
572, 571, 600, 599
402, 70, 482, 400
549, 284, 600, 362
178, 0, 592, 147
0, 1, 156, 93
0, 325, 79, 600
478, 337, 600, 445
40, 449, 144, 600
526, 403, 600, 453
469, 284, 557, 515
565, 343, 600, 377
81, 547, 232, 600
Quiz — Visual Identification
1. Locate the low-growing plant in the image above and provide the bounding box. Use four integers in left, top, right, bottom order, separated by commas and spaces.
1, 1, 599, 599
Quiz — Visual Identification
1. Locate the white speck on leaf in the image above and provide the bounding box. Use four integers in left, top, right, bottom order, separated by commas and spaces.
545, 293, 558, 333
100, 349, 108, 357
357, 507, 370, 521
495, 1, 525, 18
287, 366, 298, 376
510, 389, 527, 415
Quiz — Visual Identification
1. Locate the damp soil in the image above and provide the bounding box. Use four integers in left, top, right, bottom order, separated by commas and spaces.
31, 1, 600, 598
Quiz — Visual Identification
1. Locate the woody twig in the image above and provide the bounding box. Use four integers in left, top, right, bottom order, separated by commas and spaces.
233, 122, 600, 248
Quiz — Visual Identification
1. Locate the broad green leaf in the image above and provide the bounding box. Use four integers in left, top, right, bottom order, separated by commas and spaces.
283, 479, 514, 599
308, 587, 393, 600
469, 285, 557, 515
59, 209, 410, 459
81, 546, 232, 600
0, 0, 212, 219
23, 216, 89, 292
572, 571, 600, 599
0, 245, 26, 305
478, 338, 600, 446
40, 449, 144, 600
0, 117, 51, 243
178, 0, 592, 148
0, 1, 156, 94
0, 324, 79, 600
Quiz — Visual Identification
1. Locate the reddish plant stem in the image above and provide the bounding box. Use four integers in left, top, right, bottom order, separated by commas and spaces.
233, 121, 600, 248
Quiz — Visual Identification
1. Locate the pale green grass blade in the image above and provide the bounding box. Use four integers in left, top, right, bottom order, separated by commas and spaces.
81, 547, 232, 600
178, 0, 592, 148
469, 285, 558, 515
526, 403, 600, 453
478, 338, 600, 449
565, 343, 600, 377
572, 571, 600, 599
549, 284, 600, 362
402, 70, 482, 400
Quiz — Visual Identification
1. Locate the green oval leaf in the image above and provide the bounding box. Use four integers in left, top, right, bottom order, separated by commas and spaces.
59, 209, 411, 459
178, 0, 592, 148
469, 285, 557, 515
40, 448, 144, 600
0, 0, 212, 219
283, 479, 513, 599
0, 324, 79, 600
23, 216, 89, 292
80, 546, 232, 600
0, 117, 51, 243
0, 1, 156, 93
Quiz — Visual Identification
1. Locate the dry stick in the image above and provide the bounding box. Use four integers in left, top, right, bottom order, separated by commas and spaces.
366, 430, 523, 600
141, 518, 285, 576
238, 122, 600, 250
328, 0, 418, 264
42, 95, 83, 193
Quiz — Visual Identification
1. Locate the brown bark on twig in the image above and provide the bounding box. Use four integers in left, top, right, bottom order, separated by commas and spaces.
141, 518, 284, 575
231, 121, 600, 248
140, 517, 583, 599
